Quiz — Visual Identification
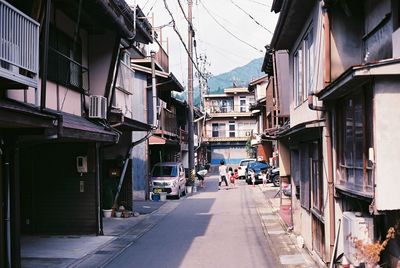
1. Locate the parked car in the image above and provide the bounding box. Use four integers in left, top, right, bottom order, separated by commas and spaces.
245, 161, 270, 184
268, 167, 280, 187
150, 162, 186, 199
237, 158, 256, 179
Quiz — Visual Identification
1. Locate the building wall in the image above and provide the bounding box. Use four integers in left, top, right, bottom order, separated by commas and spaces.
374, 76, 400, 210
132, 71, 149, 200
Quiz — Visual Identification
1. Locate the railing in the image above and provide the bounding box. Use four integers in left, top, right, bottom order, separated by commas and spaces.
159, 108, 178, 135
154, 39, 169, 73
206, 104, 255, 114
116, 61, 134, 94
204, 128, 256, 139
48, 48, 89, 92
0, 0, 39, 87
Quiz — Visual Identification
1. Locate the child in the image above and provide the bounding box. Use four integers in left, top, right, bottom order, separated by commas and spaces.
230, 168, 238, 187
262, 170, 268, 187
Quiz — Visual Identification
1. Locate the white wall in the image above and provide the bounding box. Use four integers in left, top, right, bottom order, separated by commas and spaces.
374, 77, 400, 210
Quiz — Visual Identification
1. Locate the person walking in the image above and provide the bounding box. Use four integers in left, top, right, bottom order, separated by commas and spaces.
218, 160, 228, 190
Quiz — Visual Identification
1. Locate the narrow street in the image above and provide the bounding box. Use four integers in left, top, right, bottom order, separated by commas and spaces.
105, 177, 278, 268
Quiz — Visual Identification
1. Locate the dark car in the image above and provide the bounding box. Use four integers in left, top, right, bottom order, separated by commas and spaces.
245, 161, 270, 184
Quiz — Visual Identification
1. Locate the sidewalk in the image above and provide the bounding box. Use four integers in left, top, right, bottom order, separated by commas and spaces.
21, 200, 179, 268
253, 184, 322, 268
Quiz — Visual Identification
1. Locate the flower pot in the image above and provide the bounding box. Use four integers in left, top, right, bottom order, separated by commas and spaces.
186, 185, 193, 194
103, 209, 112, 218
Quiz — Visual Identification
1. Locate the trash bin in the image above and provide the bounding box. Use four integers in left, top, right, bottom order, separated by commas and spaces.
160, 192, 167, 201
151, 193, 160, 201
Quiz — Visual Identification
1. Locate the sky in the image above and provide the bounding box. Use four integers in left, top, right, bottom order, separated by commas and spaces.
126, 0, 279, 89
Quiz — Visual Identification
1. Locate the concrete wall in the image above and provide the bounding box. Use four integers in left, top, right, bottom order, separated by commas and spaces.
374, 77, 400, 210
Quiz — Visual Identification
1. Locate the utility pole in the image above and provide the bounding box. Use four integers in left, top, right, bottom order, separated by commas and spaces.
187, 0, 195, 177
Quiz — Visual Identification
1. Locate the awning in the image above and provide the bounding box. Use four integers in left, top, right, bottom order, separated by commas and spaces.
149, 135, 179, 146
44, 112, 118, 143
109, 110, 152, 131
317, 59, 400, 100
0, 99, 56, 129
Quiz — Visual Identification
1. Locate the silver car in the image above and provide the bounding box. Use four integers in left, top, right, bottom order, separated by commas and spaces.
150, 162, 187, 199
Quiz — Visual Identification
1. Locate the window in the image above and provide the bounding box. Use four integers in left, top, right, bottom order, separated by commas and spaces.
240, 96, 247, 112
48, 26, 87, 91
212, 123, 226, 137
337, 89, 373, 194
293, 27, 314, 107
311, 142, 323, 214
229, 121, 235, 137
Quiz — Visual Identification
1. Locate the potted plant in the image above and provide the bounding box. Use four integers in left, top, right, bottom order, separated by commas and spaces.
185, 169, 195, 194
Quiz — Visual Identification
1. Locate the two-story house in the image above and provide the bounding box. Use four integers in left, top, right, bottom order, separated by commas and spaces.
203, 87, 257, 165
268, 0, 400, 266
0, 0, 148, 266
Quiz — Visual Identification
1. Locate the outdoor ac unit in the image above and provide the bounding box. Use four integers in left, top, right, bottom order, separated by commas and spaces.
89, 95, 107, 119
342, 212, 374, 266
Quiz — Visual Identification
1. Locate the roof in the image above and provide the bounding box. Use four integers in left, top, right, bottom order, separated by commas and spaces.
248, 75, 269, 92
224, 87, 249, 94
0, 99, 56, 128
270, 0, 315, 50
317, 58, 400, 100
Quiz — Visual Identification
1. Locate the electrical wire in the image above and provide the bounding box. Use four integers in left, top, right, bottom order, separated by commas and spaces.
230, 0, 273, 34
198, 0, 263, 52
146, 0, 158, 16
162, 0, 207, 80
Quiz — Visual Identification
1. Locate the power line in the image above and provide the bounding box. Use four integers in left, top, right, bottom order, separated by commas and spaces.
162, 0, 207, 80
198, 0, 263, 52
230, 0, 273, 34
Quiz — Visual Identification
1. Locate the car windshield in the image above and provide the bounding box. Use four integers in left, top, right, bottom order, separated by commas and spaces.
152, 165, 177, 177
240, 160, 255, 166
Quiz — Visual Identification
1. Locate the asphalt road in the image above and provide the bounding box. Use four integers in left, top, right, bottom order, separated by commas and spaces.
105, 176, 278, 268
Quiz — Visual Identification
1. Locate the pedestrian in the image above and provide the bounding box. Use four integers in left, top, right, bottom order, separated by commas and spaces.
262, 170, 268, 187
230, 168, 238, 187
218, 160, 228, 189
197, 166, 207, 188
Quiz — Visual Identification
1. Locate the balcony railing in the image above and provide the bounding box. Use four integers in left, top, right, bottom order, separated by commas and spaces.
154, 39, 169, 73
48, 48, 89, 92
0, 0, 39, 88
206, 104, 255, 114
159, 107, 178, 135
116, 61, 134, 94
204, 128, 256, 139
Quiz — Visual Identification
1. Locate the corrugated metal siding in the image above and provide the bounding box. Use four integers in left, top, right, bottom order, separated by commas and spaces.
20, 143, 97, 234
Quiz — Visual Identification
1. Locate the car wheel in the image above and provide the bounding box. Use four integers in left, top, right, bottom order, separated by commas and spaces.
272, 175, 280, 187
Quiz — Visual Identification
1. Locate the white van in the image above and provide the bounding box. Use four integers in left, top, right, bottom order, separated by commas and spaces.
150, 162, 186, 199
237, 158, 256, 179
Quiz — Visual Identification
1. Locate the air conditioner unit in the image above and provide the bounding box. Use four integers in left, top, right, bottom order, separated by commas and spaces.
342, 212, 374, 266
89, 95, 107, 119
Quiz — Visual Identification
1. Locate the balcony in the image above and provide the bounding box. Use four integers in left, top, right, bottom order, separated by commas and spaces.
203, 128, 255, 142
157, 107, 178, 137
206, 104, 254, 118
154, 39, 169, 73
116, 61, 134, 94
0, 0, 39, 88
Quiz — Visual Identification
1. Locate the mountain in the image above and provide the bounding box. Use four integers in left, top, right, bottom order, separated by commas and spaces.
173, 57, 265, 106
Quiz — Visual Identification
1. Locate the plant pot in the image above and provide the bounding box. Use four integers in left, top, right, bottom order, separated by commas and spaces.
186, 185, 193, 194
103, 209, 112, 218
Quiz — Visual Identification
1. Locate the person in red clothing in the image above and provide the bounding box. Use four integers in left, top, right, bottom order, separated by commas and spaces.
230, 168, 238, 187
